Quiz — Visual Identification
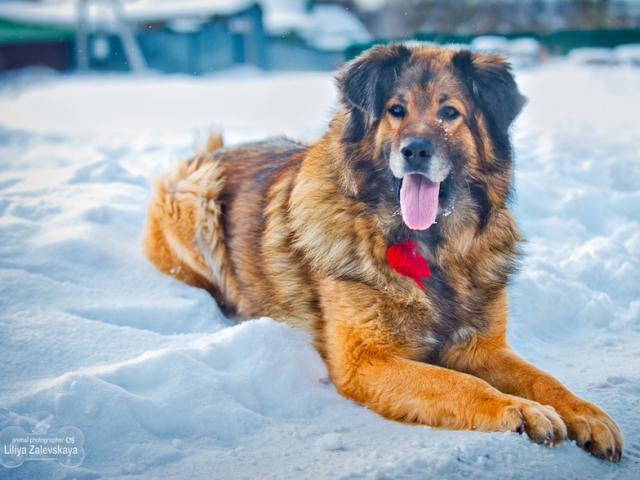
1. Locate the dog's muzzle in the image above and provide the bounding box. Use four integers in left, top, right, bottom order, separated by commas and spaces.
390, 137, 452, 183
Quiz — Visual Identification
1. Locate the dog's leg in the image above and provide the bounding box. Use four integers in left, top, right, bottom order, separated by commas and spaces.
319, 280, 566, 442
443, 290, 623, 461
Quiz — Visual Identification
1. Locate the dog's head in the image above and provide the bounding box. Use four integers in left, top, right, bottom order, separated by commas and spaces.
336, 43, 526, 232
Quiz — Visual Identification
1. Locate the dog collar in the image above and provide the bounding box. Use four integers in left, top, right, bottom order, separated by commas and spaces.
386, 240, 430, 288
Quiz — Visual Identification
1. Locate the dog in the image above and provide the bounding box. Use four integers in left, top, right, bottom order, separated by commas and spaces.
144, 43, 623, 461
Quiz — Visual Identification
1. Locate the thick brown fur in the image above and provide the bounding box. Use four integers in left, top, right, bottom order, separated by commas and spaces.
144, 44, 623, 461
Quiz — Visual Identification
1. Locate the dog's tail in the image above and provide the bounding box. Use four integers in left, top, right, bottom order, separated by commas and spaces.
199, 131, 224, 157
143, 131, 240, 313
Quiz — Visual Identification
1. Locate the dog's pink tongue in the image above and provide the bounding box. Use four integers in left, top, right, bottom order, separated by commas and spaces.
400, 174, 440, 230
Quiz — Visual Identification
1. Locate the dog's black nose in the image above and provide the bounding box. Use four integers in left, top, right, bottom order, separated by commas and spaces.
401, 138, 435, 168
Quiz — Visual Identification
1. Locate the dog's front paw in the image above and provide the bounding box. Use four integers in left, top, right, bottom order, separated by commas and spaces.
559, 400, 623, 462
497, 397, 568, 445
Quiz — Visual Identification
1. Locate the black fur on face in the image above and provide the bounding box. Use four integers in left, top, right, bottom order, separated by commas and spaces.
450, 50, 527, 218
451, 50, 527, 157
336, 44, 412, 143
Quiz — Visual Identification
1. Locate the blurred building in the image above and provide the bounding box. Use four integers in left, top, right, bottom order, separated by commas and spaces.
0, 0, 370, 73
263, 0, 369, 69
0, 1, 267, 73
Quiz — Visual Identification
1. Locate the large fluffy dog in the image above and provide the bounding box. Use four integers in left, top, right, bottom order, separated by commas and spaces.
144, 44, 622, 461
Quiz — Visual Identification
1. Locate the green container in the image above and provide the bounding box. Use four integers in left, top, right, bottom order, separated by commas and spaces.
0, 18, 74, 45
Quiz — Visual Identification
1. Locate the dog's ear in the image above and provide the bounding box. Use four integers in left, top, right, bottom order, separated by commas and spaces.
336, 44, 411, 142
452, 50, 527, 134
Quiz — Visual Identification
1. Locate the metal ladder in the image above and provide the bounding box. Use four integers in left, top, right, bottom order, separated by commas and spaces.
75, 0, 147, 72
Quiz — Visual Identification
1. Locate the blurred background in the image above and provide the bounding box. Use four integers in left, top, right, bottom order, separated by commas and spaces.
0, 0, 639, 75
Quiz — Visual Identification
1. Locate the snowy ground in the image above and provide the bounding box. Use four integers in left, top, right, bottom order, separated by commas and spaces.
0, 61, 639, 479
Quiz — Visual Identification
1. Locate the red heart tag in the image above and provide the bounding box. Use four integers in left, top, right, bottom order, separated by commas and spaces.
386, 240, 430, 288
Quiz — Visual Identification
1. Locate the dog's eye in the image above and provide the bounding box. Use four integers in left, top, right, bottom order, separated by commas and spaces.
388, 104, 406, 118
439, 106, 460, 121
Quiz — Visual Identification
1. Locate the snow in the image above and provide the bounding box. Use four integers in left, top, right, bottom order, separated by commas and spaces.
471, 36, 543, 68
568, 47, 621, 66
470, 35, 513, 55
352, 0, 386, 12
1, 60, 639, 478
0, 0, 255, 26
615, 44, 640, 65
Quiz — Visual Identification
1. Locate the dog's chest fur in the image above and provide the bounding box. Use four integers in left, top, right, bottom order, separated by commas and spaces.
399, 224, 515, 362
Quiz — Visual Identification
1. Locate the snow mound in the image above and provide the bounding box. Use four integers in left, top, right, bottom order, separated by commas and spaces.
4, 319, 336, 475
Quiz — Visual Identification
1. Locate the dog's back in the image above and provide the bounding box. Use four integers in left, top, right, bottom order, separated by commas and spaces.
144, 136, 321, 328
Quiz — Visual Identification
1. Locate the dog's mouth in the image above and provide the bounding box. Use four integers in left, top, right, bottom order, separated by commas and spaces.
394, 173, 455, 230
